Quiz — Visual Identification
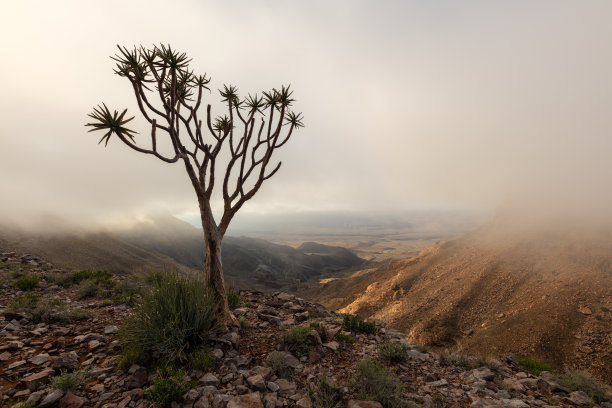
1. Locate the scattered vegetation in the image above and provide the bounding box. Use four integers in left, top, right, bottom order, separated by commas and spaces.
309, 322, 330, 342
227, 289, 240, 309
51, 370, 88, 391
120, 271, 221, 364
553, 370, 610, 403
309, 375, 343, 408
343, 314, 377, 334
189, 350, 214, 371
601, 306, 610, 313
77, 280, 103, 299
335, 333, 355, 352
281, 326, 314, 357
7, 295, 88, 323
117, 348, 146, 371
71, 269, 113, 286
355, 359, 415, 408
517, 357, 551, 376
379, 342, 410, 363
9, 402, 36, 408
238, 317, 250, 330
145, 367, 192, 408
13, 273, 39, 291
266, 351, 294, 380
438, 349, 499, 371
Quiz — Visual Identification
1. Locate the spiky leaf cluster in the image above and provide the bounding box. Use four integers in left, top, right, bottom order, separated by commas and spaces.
86, 104, 137, 146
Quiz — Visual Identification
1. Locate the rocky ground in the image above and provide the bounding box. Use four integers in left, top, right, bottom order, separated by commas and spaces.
1, 251, 611, 408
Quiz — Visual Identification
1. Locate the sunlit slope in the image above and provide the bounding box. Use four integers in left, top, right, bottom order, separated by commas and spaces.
312, 217, 612, 383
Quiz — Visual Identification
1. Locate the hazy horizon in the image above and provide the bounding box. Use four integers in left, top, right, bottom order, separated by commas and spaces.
2, 1, 612, 230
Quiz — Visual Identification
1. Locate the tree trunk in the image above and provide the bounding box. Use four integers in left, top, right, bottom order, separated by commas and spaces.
199, 200, 237, 329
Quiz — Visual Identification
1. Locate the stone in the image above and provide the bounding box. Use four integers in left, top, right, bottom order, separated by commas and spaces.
103, 325, 119, 334
227, 392, 264, 408
296, 396, 312, 408
26, 390, 46, 404
211, 348, 224, 359
202, 373, 220, 387
195, 396, 211, 408
323, 342, 339, 351
8, 360, 26, 369
29, 353, 51, 365
40, 389, 65, 407
275, 379, 296, 397
267, 382, 280, 393
128, 367, 148, 388
52, 351, 79, 371
501, 378, 524, 392
263, 393, 277, 408
578, 306, 592, 315
467, 367, 495, 382
22, 368, 54, 391
60, 392, 85, 408
247, 374, 266, 392
250, 366, 272, 380
568, 391, 593, 405
0, 351, 11, 361
347, 400, 383, 408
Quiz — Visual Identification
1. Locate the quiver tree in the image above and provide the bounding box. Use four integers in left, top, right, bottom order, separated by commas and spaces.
86, 44, 304, 325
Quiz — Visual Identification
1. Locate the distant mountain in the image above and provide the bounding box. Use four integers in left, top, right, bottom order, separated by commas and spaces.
0, 215, 365, 290
115, 215, 366, 289
306, 216, 612, 384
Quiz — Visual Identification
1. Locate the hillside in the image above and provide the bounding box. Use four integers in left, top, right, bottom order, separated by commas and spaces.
1, 252, 610, 408
306, 216, 612, 384
0, 216, 365, 290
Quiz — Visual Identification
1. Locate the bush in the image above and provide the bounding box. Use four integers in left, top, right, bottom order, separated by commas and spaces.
553, 370, 610, 403
190, 350, 214, 371
7, 295, 88, 323
355, 359, 413, 408
309, 375, 342, 408
281, 326, 314, 357
266, 351, 294, 380
77, 280, 101, 299
517, 357, 551, 376
51, 370, 88, 391
335, 333, 355, 351
238, 317, 250, 330
120, 271, 221, 364
145, 367, 192, 408
379, 343, 409, 363
9, 402, 36, 408
72, 269, 113, 286
13, 274, 39, 291
227, 289, 240, 309
343, 314, 377, 334
309, 322, 330, 342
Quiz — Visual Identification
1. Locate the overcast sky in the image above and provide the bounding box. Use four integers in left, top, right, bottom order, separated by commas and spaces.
1, 0, 611, 227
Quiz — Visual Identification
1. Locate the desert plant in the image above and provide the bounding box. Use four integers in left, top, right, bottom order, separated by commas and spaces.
309, 322, 330, 342
86, 44, 304, 324
343, 314, 377, 334
190, 350, 214, 371
145, 366, 192, 408
72, 269, 114, 286
379, 342, 409, 363
227, 289, 240, 309
13, 273, 39, 291
334, 333, 355, 352
120, 271, 221, 363
309, 375, 343, 408
266, 351, 294, 380
9, 402, 36, 408
7, 295, 88, 323
238, 317, 250, 330
553, 370, 610, 403
517, 357, 551, 376
281, 326, 314, 357
355, 359, 414, 408
76, 280, 101, 299
51, 370, 88, 391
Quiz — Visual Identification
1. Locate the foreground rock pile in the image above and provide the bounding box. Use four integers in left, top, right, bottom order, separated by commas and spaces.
1, 251, 611, 408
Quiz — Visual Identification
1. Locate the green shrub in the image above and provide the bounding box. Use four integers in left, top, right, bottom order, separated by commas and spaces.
281, 326, 314, 357
266, 351, 294, 380
120, 271, 221, 364
77, 280, 101, 299
517, 357, 551, 376
111, 280, 141, 306
117, 348, 146, 371
9, 402, 36, 408
145, 366, 192, 408
51, 370, 88, 391
553, 370, 610, 403
72, 269, 113, 286
13, 274, 39, 291
7, 295, 88, 323
309, 375, 342, 408
343, 314, 377, 334
238, 317, 250, 330
335, 333, 355, 351
227, 289, 240, 309
309, 322, 330, 342
355, 359, 413, 408
190, 350, 214, 371
379, 342, 409, 363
